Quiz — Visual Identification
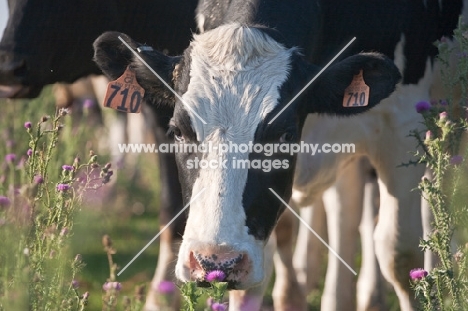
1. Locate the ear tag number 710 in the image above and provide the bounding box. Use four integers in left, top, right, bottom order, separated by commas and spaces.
343, 70, 369, 107
103, 66, 145, 113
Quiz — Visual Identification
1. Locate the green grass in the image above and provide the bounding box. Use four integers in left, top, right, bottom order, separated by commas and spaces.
71, 208, 160, 310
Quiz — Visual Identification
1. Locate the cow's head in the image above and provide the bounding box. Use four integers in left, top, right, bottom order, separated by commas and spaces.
94, 23, 400, 289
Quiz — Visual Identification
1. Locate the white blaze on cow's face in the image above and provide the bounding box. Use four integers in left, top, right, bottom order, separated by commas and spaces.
174, 24, 294, 287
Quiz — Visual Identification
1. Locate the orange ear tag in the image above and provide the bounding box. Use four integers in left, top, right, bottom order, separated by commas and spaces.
342, 70, 370, 107
103, 66, 145, 113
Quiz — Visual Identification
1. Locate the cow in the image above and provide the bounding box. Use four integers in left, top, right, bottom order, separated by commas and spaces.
283, 1, 466, 310
93, 0, 401, 309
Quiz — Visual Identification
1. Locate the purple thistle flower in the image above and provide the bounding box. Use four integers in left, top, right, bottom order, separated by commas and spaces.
439, 111, 448, 120
425, 131, 433, 141
409, 268, 428, 280
450, 155, 463, 165
27, 149, 33, 156
71, 279, 79, 289
207, 297, 215, 307
60, 227, 69, 236
16, 156, 26, 169
5, 153, 16, 164
211, 302, 227, 311
157, 280, 176, 294
24, 121, 32, 129
103, 281, 122, 291
415, 101, 431, 113
34, 175, 44, 184
83, 99, 95, 109
102, 282, 111, 291
206, 270, 226, 282
62, 165, 74, 171
56, 184, 70, 192
0, 196, 11, 208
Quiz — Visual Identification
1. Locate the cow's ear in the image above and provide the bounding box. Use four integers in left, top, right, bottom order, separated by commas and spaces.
305, 53, 401, 115
93, 31, 181, 106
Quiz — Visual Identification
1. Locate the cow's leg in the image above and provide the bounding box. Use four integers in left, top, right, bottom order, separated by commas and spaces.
292, 194, 327, 293
421, 168, 438, 271
357, 161, 386, 311
124, 112, 147, 170
272, 210, 307, 311
372, 153, 425, 311
143, 105, 185, 311
229, 234, 276, 311
321, 157, 364, 311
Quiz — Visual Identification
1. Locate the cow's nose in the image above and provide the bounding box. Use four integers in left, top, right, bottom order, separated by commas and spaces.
188, 249, 250, 287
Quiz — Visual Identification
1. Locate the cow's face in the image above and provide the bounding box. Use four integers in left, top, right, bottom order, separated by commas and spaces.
94, 24, 400, 289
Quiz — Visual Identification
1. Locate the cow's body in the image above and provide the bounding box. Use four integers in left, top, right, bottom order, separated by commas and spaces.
93, 0, 400, 310
0, 0, 198, 97
286, 1, 465, 310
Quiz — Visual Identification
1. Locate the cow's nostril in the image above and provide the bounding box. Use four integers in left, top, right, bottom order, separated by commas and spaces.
188, 250, 250, 284
194, 251, 244, 272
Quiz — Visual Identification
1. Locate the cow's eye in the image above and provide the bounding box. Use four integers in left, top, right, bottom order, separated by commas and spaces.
279, 132, 295, 143
174, 128, 184, 142
168, 126, 185, 142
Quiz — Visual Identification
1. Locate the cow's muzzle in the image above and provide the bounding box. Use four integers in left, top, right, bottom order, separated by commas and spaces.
184, 245, 252, 289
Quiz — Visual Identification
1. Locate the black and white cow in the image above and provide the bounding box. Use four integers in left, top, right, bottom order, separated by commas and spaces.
93, 1, 400, 309
285, 1, 465, 310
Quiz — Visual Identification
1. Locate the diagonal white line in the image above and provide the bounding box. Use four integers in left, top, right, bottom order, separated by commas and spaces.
118, 36, 207, 125
268, 37, 356, 125
117, 188, 206, 276
269, 188, 357, 275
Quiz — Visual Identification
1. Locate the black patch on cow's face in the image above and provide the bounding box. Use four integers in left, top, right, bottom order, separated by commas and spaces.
167, 47, 201, 205
241, 110, 300, 240
240, 52, 313, 240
